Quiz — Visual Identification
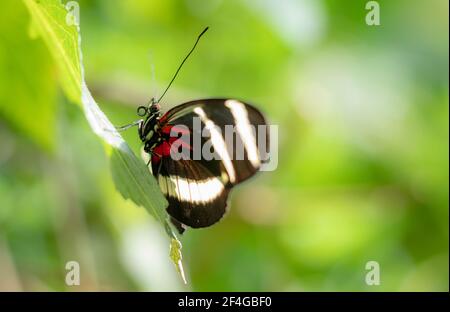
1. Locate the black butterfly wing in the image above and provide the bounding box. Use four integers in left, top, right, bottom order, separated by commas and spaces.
159, 98, 269, 184
153, 157, 230, 232
150, 99, 269, 231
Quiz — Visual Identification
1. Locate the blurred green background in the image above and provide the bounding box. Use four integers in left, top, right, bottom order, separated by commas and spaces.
0, 0, 448, 291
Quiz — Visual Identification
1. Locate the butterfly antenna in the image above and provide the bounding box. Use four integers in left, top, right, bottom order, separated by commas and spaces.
156, 27, 209, 104
148, 51, 157, 102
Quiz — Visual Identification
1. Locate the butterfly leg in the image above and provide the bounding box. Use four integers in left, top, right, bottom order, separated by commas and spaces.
115, 119, 142, 132
146, 150, 162, 171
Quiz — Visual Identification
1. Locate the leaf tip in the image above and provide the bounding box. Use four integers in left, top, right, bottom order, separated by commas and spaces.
170, 237, 187, 284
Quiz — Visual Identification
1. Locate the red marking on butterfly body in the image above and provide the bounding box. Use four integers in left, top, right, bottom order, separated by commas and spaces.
151, 125, 192, 164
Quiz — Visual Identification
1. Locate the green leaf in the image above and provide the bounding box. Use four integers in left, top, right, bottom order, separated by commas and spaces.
23, 0, 81, 104
22, 0, 186, 281
0, 1, 56, 151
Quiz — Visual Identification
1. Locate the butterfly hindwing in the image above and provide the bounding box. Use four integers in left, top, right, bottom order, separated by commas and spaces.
152, 157, 230, 229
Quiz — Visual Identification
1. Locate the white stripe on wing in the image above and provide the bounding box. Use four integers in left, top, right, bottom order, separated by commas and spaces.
159, 175, 225, 203
225, 100, 260, 168
193, 107, 237, 183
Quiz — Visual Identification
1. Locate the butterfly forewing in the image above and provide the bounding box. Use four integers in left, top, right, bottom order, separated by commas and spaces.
161, 99, 269, 183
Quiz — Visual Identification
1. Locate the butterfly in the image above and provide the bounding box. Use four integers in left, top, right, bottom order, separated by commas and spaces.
118, 28, 269, 233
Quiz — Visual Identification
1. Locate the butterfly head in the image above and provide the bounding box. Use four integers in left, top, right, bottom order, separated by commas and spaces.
137, 98, 160, 117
